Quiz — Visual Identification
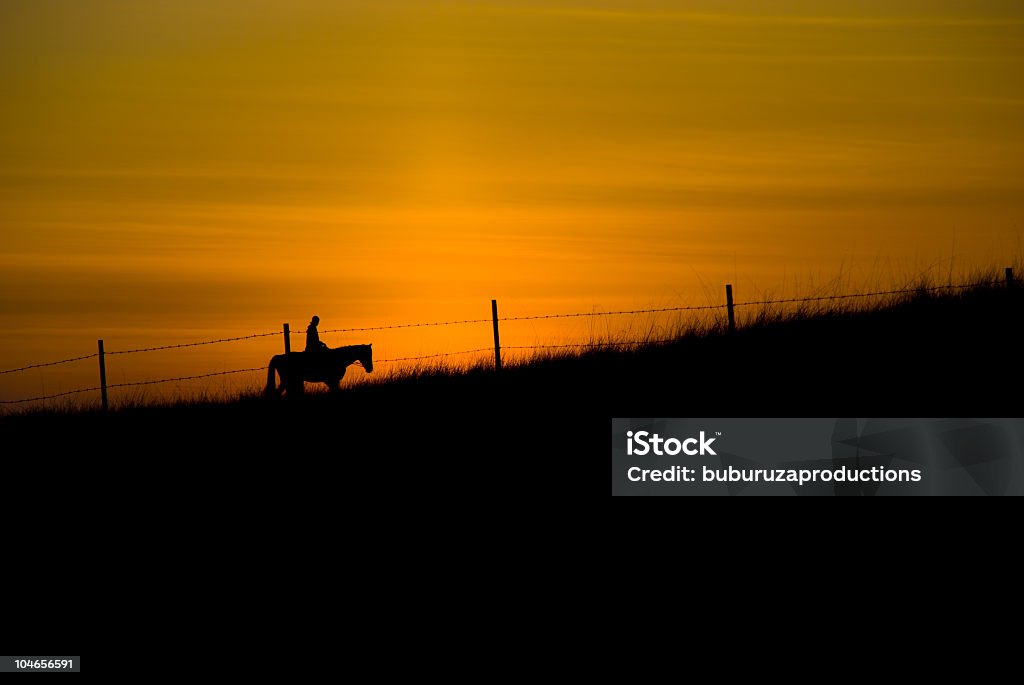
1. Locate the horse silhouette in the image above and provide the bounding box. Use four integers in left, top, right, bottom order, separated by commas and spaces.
266, 344, 373, 396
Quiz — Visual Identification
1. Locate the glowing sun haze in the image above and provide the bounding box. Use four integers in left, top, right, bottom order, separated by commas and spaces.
2, 0, 1023, 402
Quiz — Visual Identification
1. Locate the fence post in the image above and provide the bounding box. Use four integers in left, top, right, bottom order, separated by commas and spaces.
283, 324, 291, 393
97, 339, 108, 412
1007, 267, 1014, 288
491, 299, 502, 372
725, 284, 736, 335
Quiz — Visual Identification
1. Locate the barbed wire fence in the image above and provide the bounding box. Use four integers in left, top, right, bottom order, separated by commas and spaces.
0, 270, 1014, 410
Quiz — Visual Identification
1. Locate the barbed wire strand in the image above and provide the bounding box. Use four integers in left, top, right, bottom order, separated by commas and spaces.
0, 386, 102, 405
505, 339, 678, 350
732, 280, 1003, 307
0, 353, 98, 376
499, 303, 725, 321
106, 332, 280, 356
0, 354, 486, 404
0, 367, 265, 405
107, 367, 265, 389
318, 318, 491, 334
374, 348, 491, 363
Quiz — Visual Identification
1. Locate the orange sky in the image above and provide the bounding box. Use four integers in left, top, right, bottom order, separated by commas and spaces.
2, 0, 1023, 404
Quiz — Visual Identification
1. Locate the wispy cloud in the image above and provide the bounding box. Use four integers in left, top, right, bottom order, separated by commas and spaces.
475, 6, 1024, 28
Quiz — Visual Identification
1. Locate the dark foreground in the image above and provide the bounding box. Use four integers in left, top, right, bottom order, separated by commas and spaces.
4, 281, 1021, 648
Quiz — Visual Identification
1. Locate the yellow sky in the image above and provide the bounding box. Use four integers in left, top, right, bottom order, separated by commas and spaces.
2, 0, 1023, 402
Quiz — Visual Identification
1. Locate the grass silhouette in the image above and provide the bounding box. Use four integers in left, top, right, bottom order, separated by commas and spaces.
2, 263, 1020, 459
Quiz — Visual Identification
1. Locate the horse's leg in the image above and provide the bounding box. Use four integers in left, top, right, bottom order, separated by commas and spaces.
327, 377, 341, 393
266, 360, 278, 397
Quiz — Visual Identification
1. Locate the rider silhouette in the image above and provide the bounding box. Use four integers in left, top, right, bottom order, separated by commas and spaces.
305, 315, 329, 352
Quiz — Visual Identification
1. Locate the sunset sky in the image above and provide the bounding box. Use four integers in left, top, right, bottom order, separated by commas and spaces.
2, 0, 1023, 403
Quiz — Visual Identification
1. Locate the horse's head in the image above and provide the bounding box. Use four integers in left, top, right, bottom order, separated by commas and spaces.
360, 344, 373, 373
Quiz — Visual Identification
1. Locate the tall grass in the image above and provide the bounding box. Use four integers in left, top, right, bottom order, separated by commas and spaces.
2, 261, 1019, 419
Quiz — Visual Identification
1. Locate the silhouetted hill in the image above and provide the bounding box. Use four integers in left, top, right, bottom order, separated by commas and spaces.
4, 275, 1022, 464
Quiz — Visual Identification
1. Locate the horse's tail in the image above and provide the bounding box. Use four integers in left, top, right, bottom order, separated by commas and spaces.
266, 356, 279, 396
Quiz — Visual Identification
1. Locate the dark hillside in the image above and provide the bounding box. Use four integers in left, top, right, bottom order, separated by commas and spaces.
4, 277, 1021, 461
